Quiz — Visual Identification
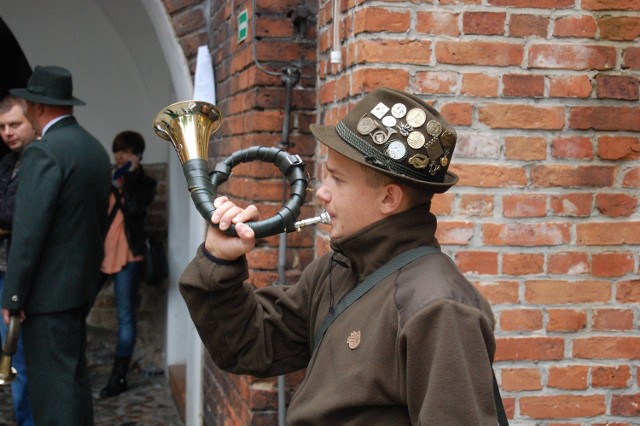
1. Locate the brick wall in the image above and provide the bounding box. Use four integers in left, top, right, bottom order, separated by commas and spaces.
164, 0, 640, 424
314, 0, 639, 424
162, 0, 319, 423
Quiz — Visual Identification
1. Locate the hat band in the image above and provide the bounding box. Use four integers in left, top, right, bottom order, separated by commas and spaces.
336, 121, 427, 181
28, 85, 70, 100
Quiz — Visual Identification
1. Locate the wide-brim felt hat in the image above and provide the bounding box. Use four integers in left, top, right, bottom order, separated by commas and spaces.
10, 65, 85, 106
310, 87, 458, 193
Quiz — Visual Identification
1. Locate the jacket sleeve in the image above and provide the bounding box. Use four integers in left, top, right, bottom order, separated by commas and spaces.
2, 145, 60, 310
179, 244, 313, 377
400, 299, 498, 425
122, 168, 156, 216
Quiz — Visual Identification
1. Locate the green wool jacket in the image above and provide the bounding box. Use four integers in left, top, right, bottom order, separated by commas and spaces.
2, 116, 111, 314
180, 205, 498, 425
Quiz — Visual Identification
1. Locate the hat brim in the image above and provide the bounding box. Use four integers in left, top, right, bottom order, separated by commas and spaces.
311, 123, 458, 193
10, 88, 85, 106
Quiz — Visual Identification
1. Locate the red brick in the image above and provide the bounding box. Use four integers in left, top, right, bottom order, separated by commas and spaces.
509, 14, 550, 37
436, 41, 524, 66
547, 309, 587, 332
474, 281, 520, 304
623, 167, 640, 188
495, 337, 564, 362
553, 15, 598, 38
596, 74, 639, 100
463, 11, 506, 35
520, 395, 605, 419
582, 0, 640, 10
416, 11, 460, 36
573, 337, 640, 359
479, 104, 564, 129
525, 280, 611, 304
501, 368, 542, 391
500, 309, 543, 331
548, 366, 589, 390
592, 251, 634, 277
598, 16, 640, 41
456, 194, 495, 216
163, 0, 203, 14
551, 136, 593, 160
351, 39, 431, 64
502, 194, 546, 218
489, 0, 574, 7
592, 308, 634, 330
549, 193, 593, 217
450, 164, 528, 187
529, 44, 616, 70
548, 251, 590, 275
623, 46, 640, 69
461, 73, 499, 97
483, 223, 570, 246
353, 7, 410, 34
595, 193, 637, 217
577, 222, 640, 245
570, 106, 640, 132
415, 71, 458, 95
434, 221, 474, 245
598, 136, 640, 160
503, 74, 544, 97
440, 103, 473, 126
351, 68, 410, 93
502, 253, 544, 275
549, 75, 593, 98
531, 165, 615, 188
611, 394, 640, 417
455, 251, 498, 274
431, 193, 454, 215
504, 136, 547, 160
172, 7, 206, 36
616, 280, 640, 303
592, 365, 631, 388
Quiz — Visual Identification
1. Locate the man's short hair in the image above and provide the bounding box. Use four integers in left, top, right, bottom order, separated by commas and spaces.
357, 162, 433, 206
0, 95, 28, 115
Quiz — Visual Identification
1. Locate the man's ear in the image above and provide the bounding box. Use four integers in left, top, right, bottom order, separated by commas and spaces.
380, 183, 405, 214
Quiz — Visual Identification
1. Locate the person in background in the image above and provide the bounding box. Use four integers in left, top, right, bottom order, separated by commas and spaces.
99, 130, 156, 398
179, 87, 505, 424
0, 94, 35, 426
1, 65, 111, 425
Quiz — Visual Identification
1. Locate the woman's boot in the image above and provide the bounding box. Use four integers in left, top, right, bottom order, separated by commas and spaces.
99, 356, 130, 398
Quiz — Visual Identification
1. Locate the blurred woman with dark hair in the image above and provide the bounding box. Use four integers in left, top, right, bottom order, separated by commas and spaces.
99, 130, 156, 398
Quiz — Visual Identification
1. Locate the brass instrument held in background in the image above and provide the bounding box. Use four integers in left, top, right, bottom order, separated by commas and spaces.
0, 314, 20, 385
153, 100, 330, 238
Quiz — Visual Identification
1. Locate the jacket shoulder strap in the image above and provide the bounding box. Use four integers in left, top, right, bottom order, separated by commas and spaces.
313, 245, 440, 351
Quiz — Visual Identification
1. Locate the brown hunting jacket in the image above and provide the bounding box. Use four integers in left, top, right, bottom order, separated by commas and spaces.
180, 204, 498, 425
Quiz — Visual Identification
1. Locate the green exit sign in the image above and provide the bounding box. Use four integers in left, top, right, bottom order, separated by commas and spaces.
237, 9, 248, 43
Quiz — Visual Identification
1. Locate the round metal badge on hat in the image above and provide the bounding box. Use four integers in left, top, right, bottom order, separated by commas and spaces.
406, 108, 427, 128
309, 87, 459, 193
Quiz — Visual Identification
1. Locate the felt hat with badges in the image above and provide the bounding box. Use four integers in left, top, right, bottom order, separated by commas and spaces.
10, 65, 85, 106
310, 87, 458, 193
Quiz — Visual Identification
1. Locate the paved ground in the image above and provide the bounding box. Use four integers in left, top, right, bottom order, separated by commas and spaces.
0, 363, 183, 426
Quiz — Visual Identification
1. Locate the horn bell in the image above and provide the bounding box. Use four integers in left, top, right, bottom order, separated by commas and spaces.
153, 100, 223, 164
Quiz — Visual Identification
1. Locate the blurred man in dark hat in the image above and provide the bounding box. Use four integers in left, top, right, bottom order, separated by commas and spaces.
1, 65, 111, 425
179, 87, 506, 424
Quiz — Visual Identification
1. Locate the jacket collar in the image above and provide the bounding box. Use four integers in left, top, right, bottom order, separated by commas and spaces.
330, 203, 439, 280
42, 115, 77, 136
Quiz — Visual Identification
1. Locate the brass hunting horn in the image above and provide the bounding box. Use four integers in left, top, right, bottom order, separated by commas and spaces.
153, 100, 330, 238
0, 314, 20, 385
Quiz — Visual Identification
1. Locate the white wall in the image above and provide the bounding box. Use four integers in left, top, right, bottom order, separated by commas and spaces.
1, 3, 204, 422
0, 0, 173, 164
